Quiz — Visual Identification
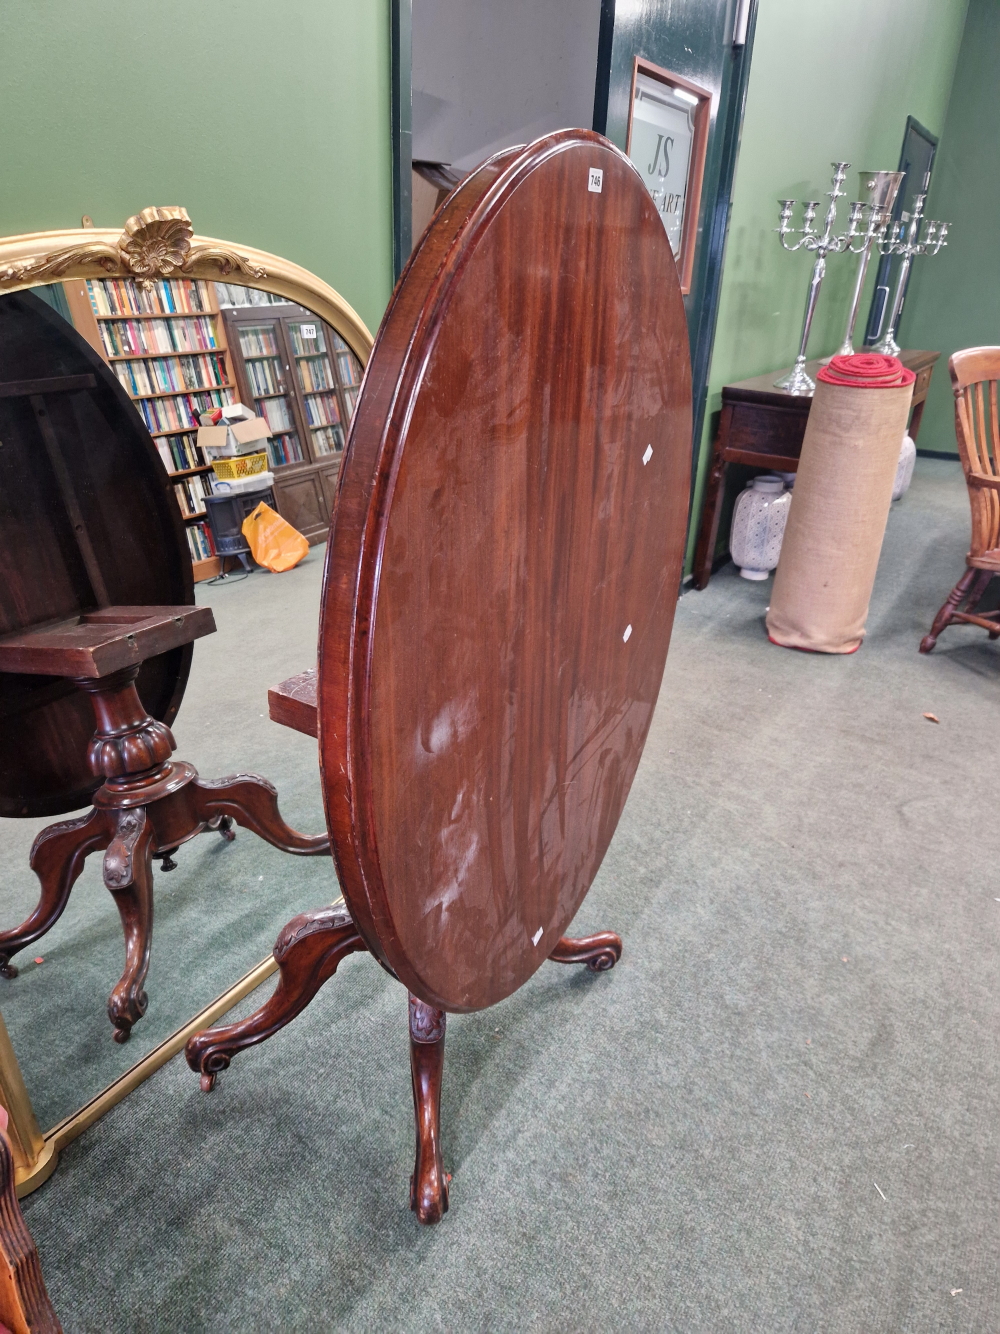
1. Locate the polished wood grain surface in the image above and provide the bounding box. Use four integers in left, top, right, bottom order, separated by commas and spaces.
267, 668, 319, 739
0, 292, 194, 818
0, 607, 214, 679
318, 130, 692, 1011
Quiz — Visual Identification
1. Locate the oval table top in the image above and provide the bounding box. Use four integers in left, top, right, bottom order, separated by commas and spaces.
0, 291, 194, 818
318, 129, 692, 1011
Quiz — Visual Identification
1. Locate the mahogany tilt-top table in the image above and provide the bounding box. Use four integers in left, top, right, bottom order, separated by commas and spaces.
186, 129, 694, 1223
0, 292, 328, 1044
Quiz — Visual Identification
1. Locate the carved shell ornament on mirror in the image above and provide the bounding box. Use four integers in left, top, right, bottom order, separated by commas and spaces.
0, 205, 268, 289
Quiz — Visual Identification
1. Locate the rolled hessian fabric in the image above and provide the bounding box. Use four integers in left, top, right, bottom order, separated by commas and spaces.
766, 353, 915, 654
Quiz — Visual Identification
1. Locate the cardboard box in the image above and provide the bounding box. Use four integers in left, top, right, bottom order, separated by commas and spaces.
198, 414, 271, 458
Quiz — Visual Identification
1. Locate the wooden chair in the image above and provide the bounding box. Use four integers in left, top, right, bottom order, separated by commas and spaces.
0, 1111, 61, 1334
920, 347, 1000, 652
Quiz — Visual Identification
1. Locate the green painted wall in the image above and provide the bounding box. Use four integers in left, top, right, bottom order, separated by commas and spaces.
690, 0, 969, 568
0, 1, 394, 335
898, 0, 998, 455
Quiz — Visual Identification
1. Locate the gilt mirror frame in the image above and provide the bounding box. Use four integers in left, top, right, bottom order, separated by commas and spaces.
0, 207, 373, 1197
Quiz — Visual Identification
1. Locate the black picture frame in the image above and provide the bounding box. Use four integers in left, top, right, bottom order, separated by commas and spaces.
863, 115, 939, 346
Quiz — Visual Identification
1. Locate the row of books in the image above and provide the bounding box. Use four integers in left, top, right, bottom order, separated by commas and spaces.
113, 353, 227, 397
336, 351, 362, 387
239, 326, 279, 358
303, 392, 340, 428
257, 396, 294, 432
311, 424, 345, 456
342, 387, 359, 420
99, 315, 220, 357
136, 387, 233, 434
245, 357, 283, 397
173, 473, 212, 518
289, 324, 327, 356
297, 357, 333, 393
153, 432, 205, 473
186, 520, 217, 562
89, 278, 214, 317
268, 435, 304, 467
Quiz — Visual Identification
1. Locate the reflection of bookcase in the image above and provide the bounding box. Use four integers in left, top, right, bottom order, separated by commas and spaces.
64, 277, 237, 581
222, 303, 363, 544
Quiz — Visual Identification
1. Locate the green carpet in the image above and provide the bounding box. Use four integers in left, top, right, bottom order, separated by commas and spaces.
12, 458, 1000, 1332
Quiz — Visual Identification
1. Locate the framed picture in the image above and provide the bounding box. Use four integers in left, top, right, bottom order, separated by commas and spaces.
625, 57, 711, 295
863, 115, 939, 345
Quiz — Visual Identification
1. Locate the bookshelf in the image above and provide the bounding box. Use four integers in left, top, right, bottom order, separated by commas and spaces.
63, 276, 238, 581
221, 298, 364, 543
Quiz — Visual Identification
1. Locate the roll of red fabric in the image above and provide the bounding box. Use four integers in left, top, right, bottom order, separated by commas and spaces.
817, 353, 916, 388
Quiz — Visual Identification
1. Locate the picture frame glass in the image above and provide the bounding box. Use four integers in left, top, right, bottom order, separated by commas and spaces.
628, 72, 698, 258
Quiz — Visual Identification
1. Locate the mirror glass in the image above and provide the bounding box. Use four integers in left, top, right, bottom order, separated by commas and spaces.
0, 274, 362, 1132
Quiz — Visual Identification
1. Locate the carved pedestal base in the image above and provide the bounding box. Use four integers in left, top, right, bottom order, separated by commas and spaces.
0, 667, 329, 1041
185, 911, 622, 1224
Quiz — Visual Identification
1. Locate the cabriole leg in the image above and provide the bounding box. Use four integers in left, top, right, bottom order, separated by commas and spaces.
408, 995, 448, 1225
0, 806, 115, 980
103, 807, 156, 1043
185, 902, 366, 1090
189, 774, 329, 855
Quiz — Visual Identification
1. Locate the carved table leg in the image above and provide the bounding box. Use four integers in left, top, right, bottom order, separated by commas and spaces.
0, 1118, 62, 1334
103, 808, 156, 1043
0, 807, 116, 980
188, 774, 329, 855
548, 931, 622, 972
920, 566, 978, 652
408, 995, 448, 1225
185, 902, 366, 1090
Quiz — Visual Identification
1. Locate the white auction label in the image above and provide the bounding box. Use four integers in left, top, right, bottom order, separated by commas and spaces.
588, 168, 603, 193
301, 324, 317, 340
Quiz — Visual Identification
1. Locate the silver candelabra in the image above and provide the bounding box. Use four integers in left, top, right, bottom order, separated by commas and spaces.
835, 169, 905, 357
873, 192, 949, 356
775, 162, 865, 395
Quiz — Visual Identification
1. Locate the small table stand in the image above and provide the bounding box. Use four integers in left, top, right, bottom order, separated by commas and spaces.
0, 608, 329, 1043
692, 348, 940, 589
190, 671, 622, 1223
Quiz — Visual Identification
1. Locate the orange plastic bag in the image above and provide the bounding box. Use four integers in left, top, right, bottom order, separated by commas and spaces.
241, 502, 309, 572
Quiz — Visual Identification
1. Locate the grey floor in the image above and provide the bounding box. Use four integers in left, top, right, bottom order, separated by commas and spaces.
11, 458, 1000, 1332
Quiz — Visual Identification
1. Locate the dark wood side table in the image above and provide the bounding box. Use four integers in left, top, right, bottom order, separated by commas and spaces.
692, 348, 940, 589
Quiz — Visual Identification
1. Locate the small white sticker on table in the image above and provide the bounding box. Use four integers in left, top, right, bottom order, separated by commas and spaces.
623, 624, 632, 642
642, 445, 653, 465
532, 927, 543, 946
588, 168, 603, 193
